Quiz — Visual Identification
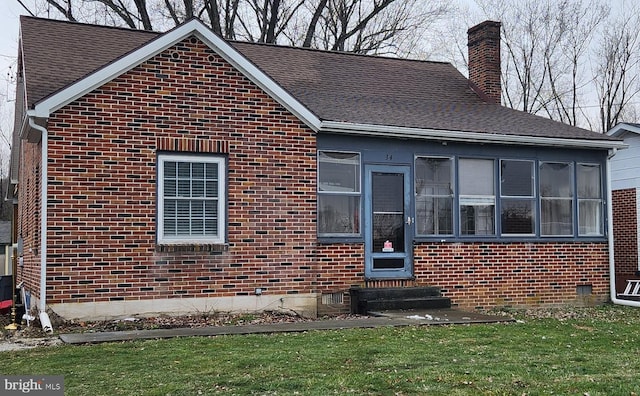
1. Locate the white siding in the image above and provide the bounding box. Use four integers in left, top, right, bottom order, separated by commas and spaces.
611, 133, 640, 190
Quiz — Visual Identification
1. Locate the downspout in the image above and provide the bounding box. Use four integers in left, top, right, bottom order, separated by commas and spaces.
607, 148, 640, 307
27, 117, 53, 332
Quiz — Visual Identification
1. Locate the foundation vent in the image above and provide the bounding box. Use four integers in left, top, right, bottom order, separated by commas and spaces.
321, 292, 344, 305
577, 284, 593, 296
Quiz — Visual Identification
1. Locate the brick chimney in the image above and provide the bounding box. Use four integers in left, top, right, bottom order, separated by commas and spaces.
467, 20, 501, 105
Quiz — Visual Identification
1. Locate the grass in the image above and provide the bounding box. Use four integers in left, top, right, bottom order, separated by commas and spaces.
2, 305, 640, 395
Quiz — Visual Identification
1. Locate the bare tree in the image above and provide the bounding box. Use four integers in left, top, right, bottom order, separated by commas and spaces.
469, 0, 640, 132
474, 0, 547, 112
320, 0, 397, 52
235, 0, 306, 43
304, 0, 449, 55
44, 0, 76, 21
0, 64, 15, 220
593, 6, 640, 132
28, 0, 451, 56
201, 1, 241, 38
540, 0, 608, 126
302, 0, 328, 47
475, 0, 608, 125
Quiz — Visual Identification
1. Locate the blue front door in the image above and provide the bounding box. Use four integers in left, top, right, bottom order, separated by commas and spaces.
364, 165, 413, 278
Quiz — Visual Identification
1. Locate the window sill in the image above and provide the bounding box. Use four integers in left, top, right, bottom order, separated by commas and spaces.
156, 243, 228, 253
317, 237, 364, 245
413, 236, 608, 244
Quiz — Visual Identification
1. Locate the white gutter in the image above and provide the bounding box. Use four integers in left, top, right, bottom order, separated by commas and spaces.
321, 121, 629, 150
607, 148, 640, 307
27, 116, 54, 332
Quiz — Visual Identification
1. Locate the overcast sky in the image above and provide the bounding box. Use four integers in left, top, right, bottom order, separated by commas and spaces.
0, 1, 25, 172
1, 1, 23, 104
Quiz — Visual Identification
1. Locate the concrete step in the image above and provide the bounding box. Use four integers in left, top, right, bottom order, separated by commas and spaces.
349, 286, 451, 314
362, 297, 452, 313
353, 286, 441, 300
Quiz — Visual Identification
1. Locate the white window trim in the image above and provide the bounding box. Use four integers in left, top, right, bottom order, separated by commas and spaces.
157, 153, 226, 245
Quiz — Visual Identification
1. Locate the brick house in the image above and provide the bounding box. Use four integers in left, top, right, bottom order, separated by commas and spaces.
608, 123, 640, 295
10, 16, 626, 322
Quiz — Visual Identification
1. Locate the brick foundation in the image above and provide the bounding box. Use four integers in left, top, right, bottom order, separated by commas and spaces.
315, 241, 610, 311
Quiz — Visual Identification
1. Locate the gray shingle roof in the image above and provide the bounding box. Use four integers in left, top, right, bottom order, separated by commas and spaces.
20, 16, 157, 108
18, 16, 617, 143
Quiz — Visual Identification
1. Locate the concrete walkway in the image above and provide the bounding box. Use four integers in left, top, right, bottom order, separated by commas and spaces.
59, 309, 512, 345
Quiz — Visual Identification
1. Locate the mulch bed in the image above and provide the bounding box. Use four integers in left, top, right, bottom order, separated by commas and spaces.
3, 304, 638, 340
2, 310, 365, 339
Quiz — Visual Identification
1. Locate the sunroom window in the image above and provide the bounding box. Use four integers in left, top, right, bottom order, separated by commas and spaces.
318, 151, 361, 236
415, 157, 453, 235
540, 162, 573, 236
500, 160, 535, 235
157, 154, 225, 244
459, 158, 495, 235
577, 163, 603, 236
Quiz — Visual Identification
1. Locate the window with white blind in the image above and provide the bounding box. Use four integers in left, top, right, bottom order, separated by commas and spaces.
459, 158, 495, 235
157, 154, 225, 244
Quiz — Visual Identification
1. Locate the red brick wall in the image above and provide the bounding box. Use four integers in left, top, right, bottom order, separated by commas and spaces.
612, 188, 638, 292
412, 242, 609, 308
19, 36, 317, 306
316, 243, 364, 290
17, 140, 42, 302
17, 35, 611, 315
314, 242, 608, 309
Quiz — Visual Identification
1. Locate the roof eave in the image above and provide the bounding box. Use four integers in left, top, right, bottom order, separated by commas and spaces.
607, 122, 640, 137
29, 19, 321, 131
320, 121, 628, 150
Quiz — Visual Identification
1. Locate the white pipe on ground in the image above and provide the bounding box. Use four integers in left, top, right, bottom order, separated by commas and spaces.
27, 117, 53, 332
607, 148, 640, 308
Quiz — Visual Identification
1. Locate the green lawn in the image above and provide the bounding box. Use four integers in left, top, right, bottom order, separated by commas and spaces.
2, 305, 640, 395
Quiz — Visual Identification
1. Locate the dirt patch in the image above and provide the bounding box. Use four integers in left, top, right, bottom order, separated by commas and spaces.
3, 304, 636, 351
485, 304, 640, 322
0, 335, 62, 352
1, 310, 364, 350
54, 311, 320, 334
